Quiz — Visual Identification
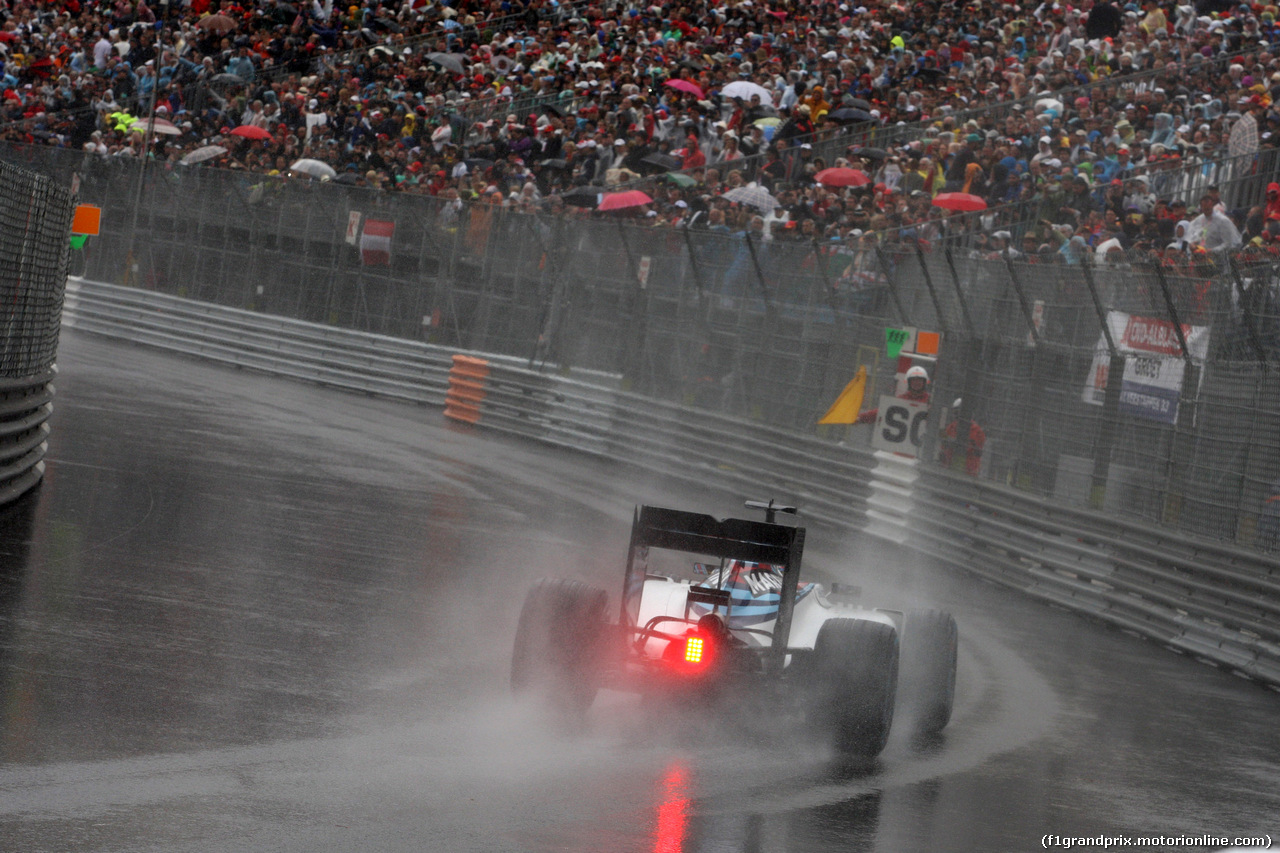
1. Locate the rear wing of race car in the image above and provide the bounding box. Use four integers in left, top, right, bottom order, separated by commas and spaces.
620, 505, 806, 665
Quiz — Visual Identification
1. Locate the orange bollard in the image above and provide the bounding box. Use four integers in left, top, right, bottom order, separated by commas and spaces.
444, 355, 490, 424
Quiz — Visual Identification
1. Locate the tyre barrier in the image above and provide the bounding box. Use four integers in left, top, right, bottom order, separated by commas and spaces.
59, 277, 1280, 689
0, 371, 55, 505
443, 355, 489, 424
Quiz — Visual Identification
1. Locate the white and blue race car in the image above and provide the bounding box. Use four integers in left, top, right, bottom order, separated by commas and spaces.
512, 500, 957, 756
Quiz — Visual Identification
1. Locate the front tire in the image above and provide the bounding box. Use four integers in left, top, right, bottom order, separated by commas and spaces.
810, 618, 899, 756
898, 609, 958, 736
511, 578, 608, 719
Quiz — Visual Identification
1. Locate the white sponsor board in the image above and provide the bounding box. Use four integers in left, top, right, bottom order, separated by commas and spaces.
871, 396, 930, 458
1082, 312, 1210, 425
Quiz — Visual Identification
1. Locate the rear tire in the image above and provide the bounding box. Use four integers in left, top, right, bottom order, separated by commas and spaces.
898, 609, 958, 736
511, 578, 608, 719
810, 618, 899, 756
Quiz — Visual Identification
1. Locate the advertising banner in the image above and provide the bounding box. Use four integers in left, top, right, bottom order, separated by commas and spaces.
1082, 312, 1210, 425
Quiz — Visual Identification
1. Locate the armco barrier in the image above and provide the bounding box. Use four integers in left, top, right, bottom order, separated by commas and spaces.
913, 469, 1280, 686
59, 278, 1280, 688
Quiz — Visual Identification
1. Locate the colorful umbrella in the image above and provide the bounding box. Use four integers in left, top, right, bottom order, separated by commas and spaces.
598, 190, 654, 211
230, 125, 272, 140
815, 167, 871, 188
131, 118, 182, 136
932, 192, 987, 212
664, 79, 705, 99
663, 172, 699, 188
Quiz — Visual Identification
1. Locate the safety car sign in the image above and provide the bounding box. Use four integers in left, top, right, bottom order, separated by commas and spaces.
871, 396, 929, 458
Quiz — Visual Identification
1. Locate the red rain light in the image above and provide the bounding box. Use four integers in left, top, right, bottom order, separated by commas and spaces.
684, 635, 704, 664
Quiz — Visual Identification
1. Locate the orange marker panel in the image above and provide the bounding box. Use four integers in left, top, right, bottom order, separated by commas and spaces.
71, 205, 101, 236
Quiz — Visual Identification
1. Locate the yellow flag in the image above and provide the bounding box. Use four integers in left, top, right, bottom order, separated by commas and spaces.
817, 366, 868, 425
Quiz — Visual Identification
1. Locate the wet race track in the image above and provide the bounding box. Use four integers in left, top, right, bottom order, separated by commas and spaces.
0, 330, 1277, 853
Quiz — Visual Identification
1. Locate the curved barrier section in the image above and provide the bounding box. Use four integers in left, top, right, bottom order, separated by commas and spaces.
0, 162, 73, 506
60, 278, 1280, 687
913, 469, 1280, 686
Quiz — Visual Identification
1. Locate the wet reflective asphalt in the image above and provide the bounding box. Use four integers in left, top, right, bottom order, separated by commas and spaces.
0, 330, 1276, 852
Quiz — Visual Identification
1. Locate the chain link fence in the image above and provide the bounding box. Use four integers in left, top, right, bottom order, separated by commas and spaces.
9, 140, 1280, 551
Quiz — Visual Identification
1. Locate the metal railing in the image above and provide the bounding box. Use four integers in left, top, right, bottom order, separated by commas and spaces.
60, 277, 1280, 688
913, 468, 1280, 686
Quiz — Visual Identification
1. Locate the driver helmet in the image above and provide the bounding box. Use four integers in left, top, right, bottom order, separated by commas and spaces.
906, 365, 929, 393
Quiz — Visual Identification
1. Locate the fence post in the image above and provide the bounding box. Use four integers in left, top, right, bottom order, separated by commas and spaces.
873, 245, 912, 325
1227, 257, 1269, 366
1090, 351, 1128, 509
1002, 254, 1042, 345
942, 246, 976, 335
1079, 258, 1126, 509
1148, 261, 1198, 524
912, 241, 951, 335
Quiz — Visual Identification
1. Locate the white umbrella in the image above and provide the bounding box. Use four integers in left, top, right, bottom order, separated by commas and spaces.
426, 52, 466, 74
289, 158, 337, 179
722, 183, 781, 213
180, 144, 227, 165
720, 81, 775, 104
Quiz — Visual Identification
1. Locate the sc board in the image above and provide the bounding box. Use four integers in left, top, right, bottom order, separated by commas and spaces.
871, 396, 929, 458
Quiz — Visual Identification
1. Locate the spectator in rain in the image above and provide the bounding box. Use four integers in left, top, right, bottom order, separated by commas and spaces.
940, 398, 986, 476
1186, 193, 1243, 253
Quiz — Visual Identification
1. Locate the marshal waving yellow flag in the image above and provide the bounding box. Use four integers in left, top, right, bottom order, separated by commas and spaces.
817, 366, 868, 425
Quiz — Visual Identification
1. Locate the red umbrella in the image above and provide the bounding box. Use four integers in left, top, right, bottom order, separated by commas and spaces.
815, 167, 871, 188
598, 190, 654, 211
932, 192, 987, 212
663, 79, 705, 100
230, 125, 273, 140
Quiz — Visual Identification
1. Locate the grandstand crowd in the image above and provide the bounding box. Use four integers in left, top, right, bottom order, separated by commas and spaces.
4, 0, 1280, 261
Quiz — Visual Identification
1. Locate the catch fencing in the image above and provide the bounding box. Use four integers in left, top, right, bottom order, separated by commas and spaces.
8, 141, 1280, 552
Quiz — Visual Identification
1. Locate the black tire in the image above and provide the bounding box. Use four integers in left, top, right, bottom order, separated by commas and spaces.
897, 609, 958, 736
810, 618, 899, 756
510, 578, 608, 718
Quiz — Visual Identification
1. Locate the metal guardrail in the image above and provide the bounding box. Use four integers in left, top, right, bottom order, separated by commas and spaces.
64, 277, 465, 406
59, 278, 1280, 688
913, 470, 1280, 687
